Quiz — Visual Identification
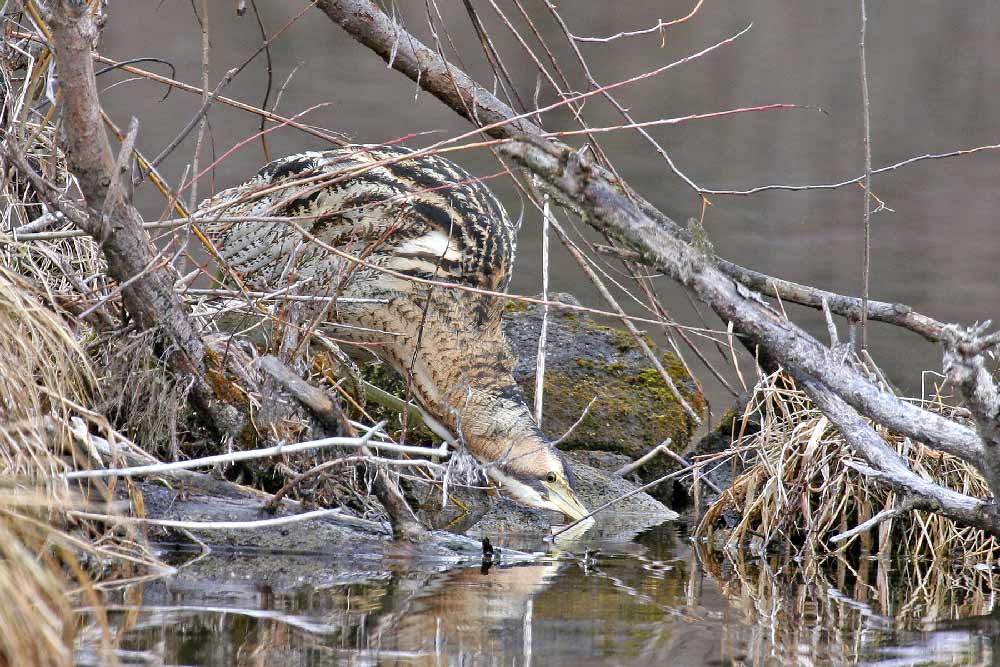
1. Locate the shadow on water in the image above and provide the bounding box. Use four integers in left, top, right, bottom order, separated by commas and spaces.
79, 520, 995, 666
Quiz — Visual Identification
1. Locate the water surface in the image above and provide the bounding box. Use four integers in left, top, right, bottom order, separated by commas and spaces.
84, 520, 994, 666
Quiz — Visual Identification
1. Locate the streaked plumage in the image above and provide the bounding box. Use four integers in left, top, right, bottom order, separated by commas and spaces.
195, 145, 589, 521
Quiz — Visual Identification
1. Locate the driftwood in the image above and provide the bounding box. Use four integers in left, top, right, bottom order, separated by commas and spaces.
317, 0, 1000, 538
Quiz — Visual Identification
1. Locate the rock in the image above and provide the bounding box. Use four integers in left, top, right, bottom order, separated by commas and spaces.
564, 449, 633, 474
502, 293, 705, 500
466, 459, 678, 540
133, 469, 498, 561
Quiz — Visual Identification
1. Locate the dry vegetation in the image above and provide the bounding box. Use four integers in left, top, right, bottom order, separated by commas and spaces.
0, 267, 162, 666
698, 363, 1000, 565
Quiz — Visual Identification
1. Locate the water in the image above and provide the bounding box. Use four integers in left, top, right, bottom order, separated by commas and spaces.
82, 520, 994, 666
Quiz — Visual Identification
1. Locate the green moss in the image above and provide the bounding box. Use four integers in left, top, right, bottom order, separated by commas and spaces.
611, 329, 639, 353
503, 299, 531, 314
523, 350, 704, 457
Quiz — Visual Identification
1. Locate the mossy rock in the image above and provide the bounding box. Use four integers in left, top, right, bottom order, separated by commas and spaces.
503, 293, 705, 500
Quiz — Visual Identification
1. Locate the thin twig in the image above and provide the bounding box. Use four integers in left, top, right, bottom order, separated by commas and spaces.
552, 463, 695, 537
69, 508, 384, 532
615, 441, 671, 478
859, 0, 872, 350
570, 0, 705, 44
699, 142, 1000, 196
188, 0, 211, 211
550, 395, 597, 447
533, 191, 550, 425
144, 67, 237, 175
829, 505, 903, 544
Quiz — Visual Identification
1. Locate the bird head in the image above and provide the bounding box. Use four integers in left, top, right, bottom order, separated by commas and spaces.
485, 441, 590, 522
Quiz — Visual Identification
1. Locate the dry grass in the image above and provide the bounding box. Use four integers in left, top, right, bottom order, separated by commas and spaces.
698, 360, 999, 568
0, 266, 164, 667
693, 361, 1000, 635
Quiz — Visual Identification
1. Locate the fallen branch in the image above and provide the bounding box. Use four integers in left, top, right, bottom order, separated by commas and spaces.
61, 421, 407, 479
942, 323, 1000, 496
69, 508, 383, 532
503, 134, 1000, 538
828, 504, 903, 545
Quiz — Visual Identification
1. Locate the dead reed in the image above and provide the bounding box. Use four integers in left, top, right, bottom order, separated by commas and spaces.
0, 266, 164, 666
698, 359, 1000, 573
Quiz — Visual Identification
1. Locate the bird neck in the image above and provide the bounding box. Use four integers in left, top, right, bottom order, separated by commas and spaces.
392, 292, 545, 465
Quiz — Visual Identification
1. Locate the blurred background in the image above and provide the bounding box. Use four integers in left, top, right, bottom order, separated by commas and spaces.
100, 1, 1000, 415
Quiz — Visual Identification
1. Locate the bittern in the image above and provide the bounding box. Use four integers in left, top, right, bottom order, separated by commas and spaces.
196, 145, 589, 522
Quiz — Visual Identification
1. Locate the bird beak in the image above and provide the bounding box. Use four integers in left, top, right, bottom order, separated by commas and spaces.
541, 477, 590, 522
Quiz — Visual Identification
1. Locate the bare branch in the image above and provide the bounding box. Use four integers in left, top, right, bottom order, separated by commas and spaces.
570, 0, 705, 44
700, 143, 1000, 196
499, 136, 988, 483
257, 356, 428, 541
61, 421, 397, 479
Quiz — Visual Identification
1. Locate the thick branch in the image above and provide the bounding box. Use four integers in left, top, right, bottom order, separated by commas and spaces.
797, 374, 1000, 538
713, 261, 946, 342
48, 2, 202, 368
499, 137, 989, 481
46, 1, 244, 436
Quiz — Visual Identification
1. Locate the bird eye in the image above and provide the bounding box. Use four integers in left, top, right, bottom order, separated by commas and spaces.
545, 472, 558, 483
